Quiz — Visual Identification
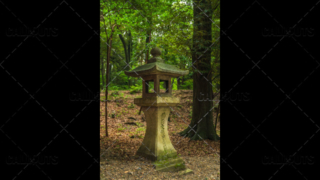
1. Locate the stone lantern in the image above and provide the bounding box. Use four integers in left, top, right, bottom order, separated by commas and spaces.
125, 47, 191, 172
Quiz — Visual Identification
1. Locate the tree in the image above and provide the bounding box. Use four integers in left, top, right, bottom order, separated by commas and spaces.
101, 0, 120, 137
179, 0, 220, 141
100, 55, 105, 90
119, 30, 133, 88
100, 0, 220, 140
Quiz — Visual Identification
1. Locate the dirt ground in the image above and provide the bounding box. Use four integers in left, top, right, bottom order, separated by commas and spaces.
100, 90, 220, 180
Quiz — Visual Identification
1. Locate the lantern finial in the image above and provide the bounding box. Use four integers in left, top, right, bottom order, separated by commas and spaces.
150, 47, 161, 57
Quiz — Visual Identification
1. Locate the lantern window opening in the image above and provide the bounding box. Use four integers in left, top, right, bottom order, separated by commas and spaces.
145, 80, 155, 94
160, 80, 169, 93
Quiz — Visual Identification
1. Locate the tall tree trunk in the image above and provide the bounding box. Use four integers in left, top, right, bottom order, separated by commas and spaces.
105, 39, 111, 137
119, 34, 128, 64
119, 33, 130, 88
128, 31, 132, 65
105, 24, 117, 137
179, 0, 219, 141
145, 33, 151, 64
128, 31, 132, 87
119, 30, 133, 89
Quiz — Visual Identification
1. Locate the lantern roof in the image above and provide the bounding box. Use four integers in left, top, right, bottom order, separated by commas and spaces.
125, 47, 189, 77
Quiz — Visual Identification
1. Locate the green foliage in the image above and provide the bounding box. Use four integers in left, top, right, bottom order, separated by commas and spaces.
109, 86, 120, 91
107, 95, 113, 101
136, 127, 146, 132
127, 103, 135, 109
100, 0, 220, 94
129, 84, 142, 94
180, 79, 193, 89
111, 91, 119, 97
171, 78, 178, 90
136, 122, 144, 127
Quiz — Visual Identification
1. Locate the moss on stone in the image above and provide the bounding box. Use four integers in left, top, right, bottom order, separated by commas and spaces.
125, 61, 189, 77
153, 155, 186, 172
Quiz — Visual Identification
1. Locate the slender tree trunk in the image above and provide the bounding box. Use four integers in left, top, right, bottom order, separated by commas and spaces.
108, 64, 111, 83
105, 40, 111, 137
119, 30, 133, 89
105, 24, 117, 137
179, 0, 219, 141
128, 31, 132, 65
105, 47, 110, 137
128, 31, 132, 87
119, 34, 128, 64
101, 56, 105, 90
145, 34, 151, 64
119, 33, 130, 88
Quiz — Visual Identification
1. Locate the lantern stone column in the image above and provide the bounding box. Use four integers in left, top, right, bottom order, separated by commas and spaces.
134, 97, 185, 172
125, 47, 192, 172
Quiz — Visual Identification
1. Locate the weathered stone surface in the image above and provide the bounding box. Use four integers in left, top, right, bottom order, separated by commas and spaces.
136, 104, 188, 172
150, 47, 161, 57
134, 96, 180, 107
153, 157, 186, 172
125, 61, 189, 77
136, 106, 177, 161
126, 47, 191, 173
125, 47, 188, 77
178, 168, 194, 175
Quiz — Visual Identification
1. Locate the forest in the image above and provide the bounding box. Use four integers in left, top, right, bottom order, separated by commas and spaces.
100, 0, 220, 93
100, 0, 220, 179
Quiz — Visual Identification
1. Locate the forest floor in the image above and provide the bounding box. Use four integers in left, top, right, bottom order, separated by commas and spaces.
100, 90, 220, 180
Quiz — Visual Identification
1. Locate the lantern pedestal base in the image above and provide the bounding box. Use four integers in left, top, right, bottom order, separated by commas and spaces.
134, 98, 189, 172
153, 156, 187, 172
